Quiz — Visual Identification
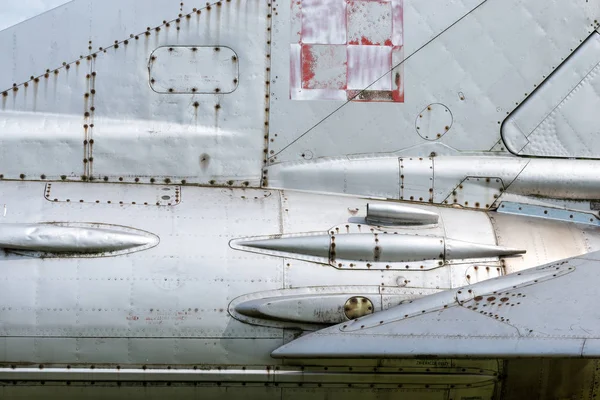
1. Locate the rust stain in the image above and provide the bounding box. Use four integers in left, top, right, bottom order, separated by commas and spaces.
300, 45, 315, 86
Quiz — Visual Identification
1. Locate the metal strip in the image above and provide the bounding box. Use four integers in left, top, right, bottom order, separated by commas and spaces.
496, 201, 600, 226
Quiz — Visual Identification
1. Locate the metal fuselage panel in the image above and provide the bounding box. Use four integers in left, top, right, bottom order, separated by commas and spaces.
1, 181, 600, 400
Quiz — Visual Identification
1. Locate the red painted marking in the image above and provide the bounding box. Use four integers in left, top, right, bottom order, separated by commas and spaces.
301, 45, 316, 88
384, 39, 393, 46
360, 36, 374, 45
349, 39, 359, 45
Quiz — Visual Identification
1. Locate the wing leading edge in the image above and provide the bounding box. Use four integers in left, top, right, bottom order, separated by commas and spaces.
272, 251, 600, 358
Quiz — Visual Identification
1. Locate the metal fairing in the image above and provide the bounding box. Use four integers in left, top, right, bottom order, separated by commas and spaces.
0, 222, 159, 258
3, 0, 600, 398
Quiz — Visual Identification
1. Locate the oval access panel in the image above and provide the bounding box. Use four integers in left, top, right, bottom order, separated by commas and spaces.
149, 46, 239, 94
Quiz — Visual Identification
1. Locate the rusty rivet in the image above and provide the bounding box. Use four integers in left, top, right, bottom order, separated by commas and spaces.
19, 174, 25, 179
214, 47, 220, 52
1, 92, 7, 97
155, 27, 161, 32
34, 77, 40, 83
193, 101, 200, 107
90, 89, 96, 94
168, 88, 174, 93
84, 112, 90, 117
150, 79, 156, 84
40, 174, 46, 180
215, 104, 221, 110
61, 175, 67, 180
135, 178, 140, 182
164, 178, 171, 184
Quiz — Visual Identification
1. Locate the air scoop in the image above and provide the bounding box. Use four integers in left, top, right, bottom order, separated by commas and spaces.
0, 223, 159, 257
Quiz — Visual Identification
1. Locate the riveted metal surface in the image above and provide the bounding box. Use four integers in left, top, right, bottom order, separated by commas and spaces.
497, 201, 600, 226
443, 177, 504, 209
45, 182, 181, 206
0, 0, 270, 186
149, 46, 239, 94
503, 32, 600, 159
268, 0, 600, 163
0, 182, 284, 348
400, 157, 434, 202
415, 103, 453, 141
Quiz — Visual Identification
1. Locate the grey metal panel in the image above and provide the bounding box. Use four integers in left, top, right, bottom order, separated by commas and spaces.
274, 255, 600, 358
268, 0, 598, 163
0, 0, 270, 185
489, 212, 591, 274
503, 32, 600, 158
0, 182, 284, 348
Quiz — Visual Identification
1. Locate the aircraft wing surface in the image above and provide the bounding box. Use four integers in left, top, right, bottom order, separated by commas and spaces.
273, 251, 600, 358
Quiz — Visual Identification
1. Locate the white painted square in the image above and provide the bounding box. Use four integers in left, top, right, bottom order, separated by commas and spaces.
347, 45, 392, 90
301, 0, 347, 44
